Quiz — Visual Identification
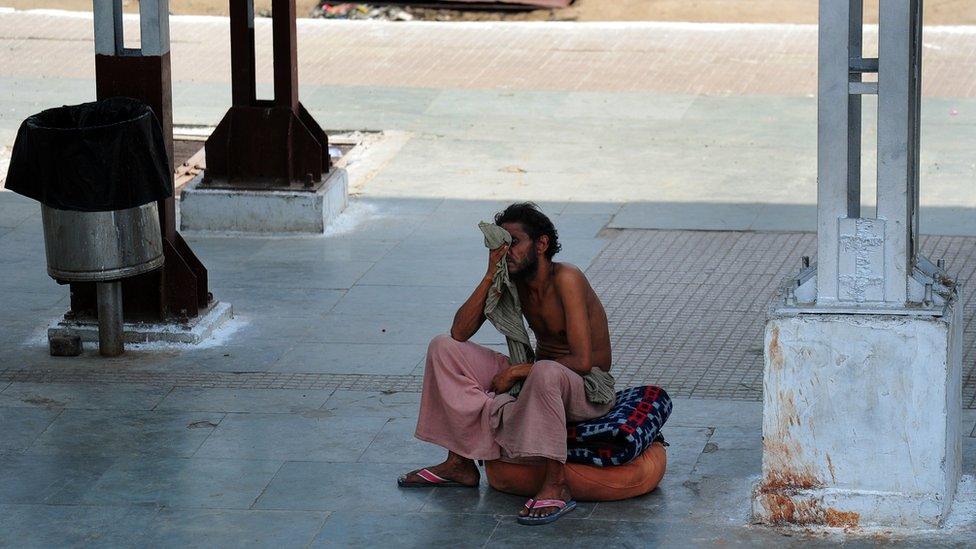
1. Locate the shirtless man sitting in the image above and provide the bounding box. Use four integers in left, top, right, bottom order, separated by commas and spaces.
398, 202, 614, 525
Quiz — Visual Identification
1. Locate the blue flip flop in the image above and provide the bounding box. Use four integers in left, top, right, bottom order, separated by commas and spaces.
517, 498, 578, 525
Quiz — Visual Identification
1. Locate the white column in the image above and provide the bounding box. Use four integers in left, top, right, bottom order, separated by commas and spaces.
816, 0, 863, 304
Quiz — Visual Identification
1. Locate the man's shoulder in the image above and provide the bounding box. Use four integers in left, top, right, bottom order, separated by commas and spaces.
552, 262, 588, 287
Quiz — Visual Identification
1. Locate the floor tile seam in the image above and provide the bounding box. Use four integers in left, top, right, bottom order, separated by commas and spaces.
18, 406, 64, 454
315, 386, 342, 411
1, 500, 166, 512
480, 518, 504, 549
39, 501, 330, 515
187, 412, 228, 460
303, 510, 335, 549
265, 340, 309, 373
0, 402, 178, 413
349, 281, 475, 289
355, 417, 396, 464
146, 385, 177, 412
247, 459, 290, 512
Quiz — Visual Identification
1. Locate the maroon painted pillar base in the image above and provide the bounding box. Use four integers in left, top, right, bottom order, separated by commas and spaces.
204, 0, 329, 190
68, 53, 210, 322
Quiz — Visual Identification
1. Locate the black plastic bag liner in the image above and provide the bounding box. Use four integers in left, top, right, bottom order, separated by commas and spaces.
5, 97, 172, 212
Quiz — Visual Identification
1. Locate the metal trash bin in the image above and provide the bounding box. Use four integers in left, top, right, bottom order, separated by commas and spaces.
41, 203, 164, 356
5, 97, 173, 356
42, 203, 164, 282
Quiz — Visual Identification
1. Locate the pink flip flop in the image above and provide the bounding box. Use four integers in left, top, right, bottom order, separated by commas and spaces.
397, 468, 477, 488
517, 498, 578, 525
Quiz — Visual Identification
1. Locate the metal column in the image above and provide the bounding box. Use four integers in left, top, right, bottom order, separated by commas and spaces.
74, 0, 211, 322
816, 0, 866, 304
811, 0, 926, 308
877, 0, 923, 305
204, 0, 330, 189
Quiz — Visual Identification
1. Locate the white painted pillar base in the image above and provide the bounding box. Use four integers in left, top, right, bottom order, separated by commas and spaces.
753, 293, 963, 529
179, 168, 348, 234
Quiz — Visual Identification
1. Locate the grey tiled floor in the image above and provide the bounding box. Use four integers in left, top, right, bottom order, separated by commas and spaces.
1, 125, 975, 547
2, 11, 976, 544
1, 190, 975, 546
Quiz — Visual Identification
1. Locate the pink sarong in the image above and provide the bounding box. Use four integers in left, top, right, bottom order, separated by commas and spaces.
415, 334, 614, 463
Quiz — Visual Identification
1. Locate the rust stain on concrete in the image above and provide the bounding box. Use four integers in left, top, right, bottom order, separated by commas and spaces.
768, 326, 783, 370
823, 509, 860, 529
759, 469, 822, 492
757, 493, 860, 529
825, 454, 836, 483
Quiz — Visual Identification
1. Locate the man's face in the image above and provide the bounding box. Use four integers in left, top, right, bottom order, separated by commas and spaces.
501, 222, 539, 279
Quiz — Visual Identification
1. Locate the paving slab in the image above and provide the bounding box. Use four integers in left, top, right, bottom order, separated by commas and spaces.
0, 405, 62, 453
304, 312, 454, 345
146, 508, 329, 549
253, 461, 433, 512
310, 511, 498, 548
273, 342, 428, 375
421, 484, 552, 516
328, 284, 465, 317
78, 457, 282, 509
154, 340, 297, 373
155, 387, 334, 414
0, 453, 114, 505
212, 287, 345, 319
210, 259, 376, 291
0, 382, 170, 411
319, 390, 422, 418
27, 409, 223, 458
193, 412, 389, 461
356, 257, 486, 288
0, 503, 158, 548
357, 416, 445, 464
486, 516, 671, 548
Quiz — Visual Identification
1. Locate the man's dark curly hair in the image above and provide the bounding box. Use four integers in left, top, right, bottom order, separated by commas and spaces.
494, 202, 561, 259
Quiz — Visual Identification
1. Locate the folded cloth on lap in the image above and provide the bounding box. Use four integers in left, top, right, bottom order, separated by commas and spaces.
566, 385, 672, 466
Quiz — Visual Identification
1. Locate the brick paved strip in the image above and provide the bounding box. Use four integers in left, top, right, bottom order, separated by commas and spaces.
586, 230, 976, 408
0, 369, 425, 392
2, 10, 976, 96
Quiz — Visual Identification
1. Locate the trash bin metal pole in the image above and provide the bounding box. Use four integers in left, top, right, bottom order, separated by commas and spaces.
96, 281, 124, 356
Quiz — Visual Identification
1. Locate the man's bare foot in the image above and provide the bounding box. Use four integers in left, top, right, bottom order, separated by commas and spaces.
400, 452, 480, 487
519, 481, 573, 518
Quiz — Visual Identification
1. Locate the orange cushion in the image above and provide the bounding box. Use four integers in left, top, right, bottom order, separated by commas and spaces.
485, 441, 667, 502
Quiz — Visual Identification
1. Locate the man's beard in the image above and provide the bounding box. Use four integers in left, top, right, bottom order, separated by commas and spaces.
509, 248, 539, 281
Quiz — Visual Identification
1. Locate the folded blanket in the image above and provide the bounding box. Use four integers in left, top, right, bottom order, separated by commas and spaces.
566, 385, 672, 467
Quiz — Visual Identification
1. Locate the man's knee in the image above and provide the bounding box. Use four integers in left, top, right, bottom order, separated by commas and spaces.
427, 334, 468, 373
526, 360, 566, 385
428, 333, 457, 355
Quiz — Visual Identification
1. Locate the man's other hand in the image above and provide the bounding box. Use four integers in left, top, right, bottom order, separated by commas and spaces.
489, 363, 531, 393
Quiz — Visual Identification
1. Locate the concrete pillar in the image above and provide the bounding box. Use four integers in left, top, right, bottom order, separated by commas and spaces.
754, 0, 964, 528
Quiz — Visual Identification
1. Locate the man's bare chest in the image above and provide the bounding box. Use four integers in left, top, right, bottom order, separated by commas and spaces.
520, 291, 566, 340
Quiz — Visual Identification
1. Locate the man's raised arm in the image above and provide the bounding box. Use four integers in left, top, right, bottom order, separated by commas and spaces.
450, 243, 508, 341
